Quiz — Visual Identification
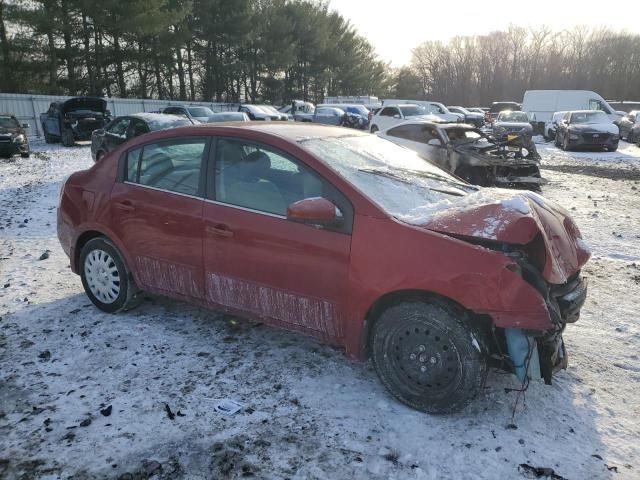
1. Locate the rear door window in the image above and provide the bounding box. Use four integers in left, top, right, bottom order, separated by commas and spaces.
126, 138, 207, 196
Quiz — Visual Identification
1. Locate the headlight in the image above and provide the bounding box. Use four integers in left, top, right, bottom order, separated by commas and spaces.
13, 134, 26, 143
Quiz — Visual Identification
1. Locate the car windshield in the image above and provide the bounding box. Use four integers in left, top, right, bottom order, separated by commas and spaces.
188, 107, 214, 117
300, 134, 476, 223
571, 111, 609, 124
0, 116, 20, 128
444, 128, 487, 144
148, 117, 193, 130
345, 105, 369, 116
497, 111, 529, 122
399, 105, 427, 117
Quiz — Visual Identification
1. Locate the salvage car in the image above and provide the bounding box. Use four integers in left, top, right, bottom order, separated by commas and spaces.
485, 101, 521, 124
555, 110, 619, 152
318, 104, 370, 129
447, 106, 484, 127
492, 111, 533, 140
617, 110, 640, 143
543, 111, 568, 141
91, 113, 194, 161
378, 121, 543, 190
239, 104, 288, 121
0, 113, 30, 158
369, 104, 440, 133
41, 97, 111, 146
58, 123, 589, 413
161, 105, 216, 123
206, 112, 250, 123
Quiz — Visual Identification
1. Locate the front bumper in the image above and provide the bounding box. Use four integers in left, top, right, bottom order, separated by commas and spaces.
538, 274, 588, 383
0, 139, 29, 156
567, 132, 618, 149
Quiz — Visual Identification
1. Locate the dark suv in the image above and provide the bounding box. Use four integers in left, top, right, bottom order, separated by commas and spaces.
0, 114, 30, 158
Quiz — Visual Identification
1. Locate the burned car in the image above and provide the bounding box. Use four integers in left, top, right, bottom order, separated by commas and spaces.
379, 121, 543, 191
58, 123, 589, 413
0, 113, 30, 158
41, 97, 111, 146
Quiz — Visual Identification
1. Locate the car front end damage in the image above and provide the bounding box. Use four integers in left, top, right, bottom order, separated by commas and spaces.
420, 190, 591, 385
450, 137, 544, 191
62, 97, 111, 141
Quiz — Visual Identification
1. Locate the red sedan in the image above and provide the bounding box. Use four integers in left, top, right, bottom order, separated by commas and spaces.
57, 123, 589, 413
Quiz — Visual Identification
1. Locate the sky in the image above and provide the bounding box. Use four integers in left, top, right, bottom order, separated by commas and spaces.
328, 0, 640, 67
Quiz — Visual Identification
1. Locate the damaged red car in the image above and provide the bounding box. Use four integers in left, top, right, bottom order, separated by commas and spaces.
57, 123, 590, 413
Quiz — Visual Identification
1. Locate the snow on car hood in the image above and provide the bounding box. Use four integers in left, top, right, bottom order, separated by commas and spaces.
568, 123, 619, 135
409, 188, 591, 284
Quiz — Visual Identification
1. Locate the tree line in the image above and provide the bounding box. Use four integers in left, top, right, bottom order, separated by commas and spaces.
403, 26, 640, 106
0, 0, 388, 104
1, 1, 639, 107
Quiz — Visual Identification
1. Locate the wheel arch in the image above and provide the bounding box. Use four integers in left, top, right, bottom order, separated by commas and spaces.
358, 289, 493, 360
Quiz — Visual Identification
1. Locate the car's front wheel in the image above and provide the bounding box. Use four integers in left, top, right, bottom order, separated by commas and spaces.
61, 129, 75, 147
370, 125, 379, 133
80, 237, 136, 313
371, 300, 487, 414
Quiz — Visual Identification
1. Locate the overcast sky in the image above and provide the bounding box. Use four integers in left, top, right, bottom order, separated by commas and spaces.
328, 0, 640, 67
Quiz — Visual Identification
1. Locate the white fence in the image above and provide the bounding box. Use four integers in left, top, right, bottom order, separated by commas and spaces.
0, 93, 239, 137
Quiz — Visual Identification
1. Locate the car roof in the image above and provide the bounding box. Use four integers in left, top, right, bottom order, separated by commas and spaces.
126, 112, 187, 122
569, 110, 605, 114
125, 122, 367, 144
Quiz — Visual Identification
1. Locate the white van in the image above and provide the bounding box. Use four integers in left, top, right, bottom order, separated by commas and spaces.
522, 90, 625, 128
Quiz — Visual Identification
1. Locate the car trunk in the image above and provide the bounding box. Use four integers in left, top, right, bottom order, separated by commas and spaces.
63, 98, 110, 137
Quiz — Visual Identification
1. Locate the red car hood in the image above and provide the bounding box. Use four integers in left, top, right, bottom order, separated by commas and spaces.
419, 189, 591, 284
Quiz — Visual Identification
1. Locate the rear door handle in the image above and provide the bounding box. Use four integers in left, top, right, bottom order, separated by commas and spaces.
206, 224, 234, 238
114, 201, 135, 212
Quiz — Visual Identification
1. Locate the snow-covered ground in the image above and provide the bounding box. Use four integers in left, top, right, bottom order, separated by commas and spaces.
1, 139, 639, 480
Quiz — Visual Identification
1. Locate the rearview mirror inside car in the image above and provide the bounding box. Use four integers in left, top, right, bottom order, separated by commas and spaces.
287, 197, 341, 226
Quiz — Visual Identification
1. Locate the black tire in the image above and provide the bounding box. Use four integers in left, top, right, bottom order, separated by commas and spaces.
554, 132, 561, 148
562, 135, 570, 151
370, 125, 379, 133
607, 144, 618, 152
79, 237, 136, 313
371, 300, 487, 414
61, 129, 75, 147
95, 150, 105, 162
43, 126, 55, 144
21, 152, 30, 158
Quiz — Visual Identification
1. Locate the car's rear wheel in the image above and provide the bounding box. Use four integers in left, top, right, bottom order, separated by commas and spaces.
370, 125, 379, 133
371, 300, 487, 414
80, 237, 135, 313
61, 129, 75, 147
43, 126, 54, 144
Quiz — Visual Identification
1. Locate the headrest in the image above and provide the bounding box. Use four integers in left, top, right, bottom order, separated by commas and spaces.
241, 150, 271, 181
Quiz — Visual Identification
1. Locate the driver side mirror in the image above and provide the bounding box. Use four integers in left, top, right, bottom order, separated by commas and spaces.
287, 197, 342, 227
427, 139, 443, 147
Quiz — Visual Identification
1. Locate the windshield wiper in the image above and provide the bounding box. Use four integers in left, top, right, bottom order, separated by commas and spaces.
357, 168, 466, 196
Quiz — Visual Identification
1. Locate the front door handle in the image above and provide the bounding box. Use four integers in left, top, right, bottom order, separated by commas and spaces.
206, 224, 234, 238
114, 201, 135, 212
